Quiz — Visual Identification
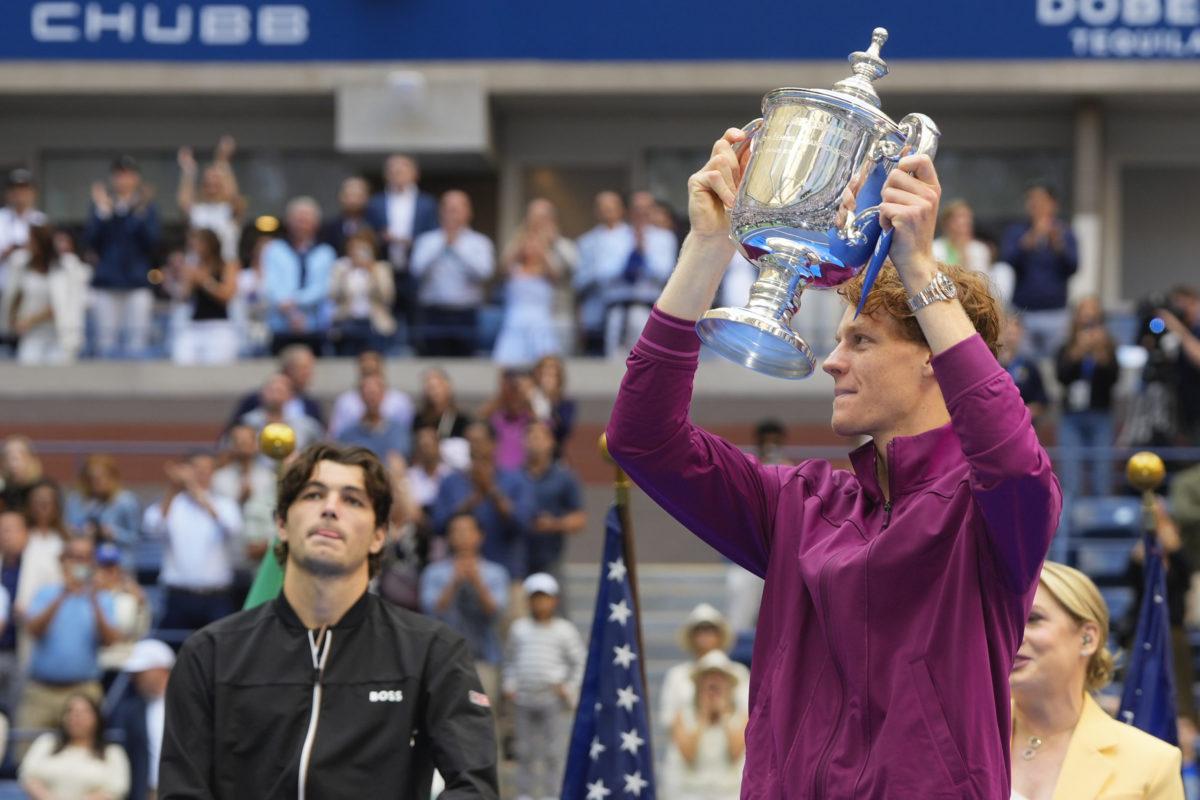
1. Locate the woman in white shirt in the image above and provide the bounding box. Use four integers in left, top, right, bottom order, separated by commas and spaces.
0, 225, 90, 364
20, 693, 130, 800
329, 229, 395, 356
669, 650, 748, 800
176, 136, 244, 262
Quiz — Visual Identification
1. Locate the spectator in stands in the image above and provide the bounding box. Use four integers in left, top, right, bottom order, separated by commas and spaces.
413, 366, 473, 442
142, 451, 242, 630
0, 434, 43, 512
231, 224, 276, 357
263, 196, 336, 356
432, 421, 534, 587
932, 199, 1014, 306
64, 454, 142, 564
1160, 285, 1200, 446
523, 421, 585, 590
661, 604, 750, 746
508, 198, 578, 338
212, 423, 277, 598
336, 374, 412, 462
407, 424, 454, 519
236, 373, 325, 462
94, 542, 149, 677
411, 190, 495, 357
17, 536, 118, 740
20, 480, 69, 615
1172, 461, 1200, 567
0, 224, 90, 364
367, 154, 438, 272
492, 228, 562, 366
481, 368, 534, 472
600, 190, 677, 356
420, 511, 509, 707
111, 639, 174, 800
1002, 181, 1078, 362
85, 155, 160, 359
1010, 561, 1183, 798
19, 693, 130, 800
999, 316, 1049, 426
171, 227, 240, 365
328, 349, 413, 438
320, 176, 374, 257
0, 168, 48, 291
176, 136, 244, 262
1055, 296, 1120, 499
0, 510, 26, 712
228, 342, 324, 428
575, 191, 626, 356
668, 650, 748, 800
529, 355, 575, 458
328, 228, 396, 356
502, 572, 585, 800
753, 419, 794, 467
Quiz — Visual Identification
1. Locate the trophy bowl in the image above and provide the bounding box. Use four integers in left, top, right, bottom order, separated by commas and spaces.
697, 28, 939, 379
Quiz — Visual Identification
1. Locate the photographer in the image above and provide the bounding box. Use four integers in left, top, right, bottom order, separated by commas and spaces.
1160, 285, 1200, 445
1055, 296, 1119, 498
15, 536, 118, 752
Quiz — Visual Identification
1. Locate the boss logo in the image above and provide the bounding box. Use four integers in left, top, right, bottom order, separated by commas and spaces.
369, 690, 404, 703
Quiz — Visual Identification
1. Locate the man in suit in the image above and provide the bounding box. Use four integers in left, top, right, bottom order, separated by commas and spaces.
367, 155, 438, 352
112, 639, 175, 800
319, 177, 373, 257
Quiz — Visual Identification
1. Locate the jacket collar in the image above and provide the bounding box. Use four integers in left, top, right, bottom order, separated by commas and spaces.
273, 588, 372, 632
848, 422, 963, 504
1050, 694, 1118, 800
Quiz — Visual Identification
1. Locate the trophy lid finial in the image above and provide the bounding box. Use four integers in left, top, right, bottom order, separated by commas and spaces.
832, 27, 890, 109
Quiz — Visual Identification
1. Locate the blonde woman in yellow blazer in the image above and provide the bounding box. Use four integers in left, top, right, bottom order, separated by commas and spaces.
1011, 561, 1183, 800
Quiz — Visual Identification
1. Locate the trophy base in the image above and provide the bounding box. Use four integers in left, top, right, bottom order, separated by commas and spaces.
696, 307, 817, 379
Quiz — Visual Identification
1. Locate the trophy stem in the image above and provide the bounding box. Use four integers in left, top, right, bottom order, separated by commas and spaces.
746, 261, 804, 327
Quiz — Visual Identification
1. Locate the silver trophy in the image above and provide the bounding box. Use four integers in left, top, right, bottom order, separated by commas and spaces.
697, 28, 940, 379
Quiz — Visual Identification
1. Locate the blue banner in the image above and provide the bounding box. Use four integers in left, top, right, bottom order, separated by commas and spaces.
1118, 533, 1179, 746
2, 1, 1200, 62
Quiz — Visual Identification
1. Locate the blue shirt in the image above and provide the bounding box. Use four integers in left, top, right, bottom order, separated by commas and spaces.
28, 585, 115, 684
0, 558, 18, 651
263, 239, 337, 333
1000, 221, 1078, 312
419, 557, 509, 664
525, 463, 583, 574
337, 418, 412, 461
431, 469, 534, 579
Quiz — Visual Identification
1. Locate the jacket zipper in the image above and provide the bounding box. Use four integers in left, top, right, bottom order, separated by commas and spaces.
882, 439, 896, 529
811, 557, 849, 800
298, 628, 332, 800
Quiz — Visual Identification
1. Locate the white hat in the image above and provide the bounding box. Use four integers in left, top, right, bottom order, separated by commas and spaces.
690, 649, 742, 686
123, 639, 176, 673
677, 603, 734, 654
523, 572, 560, 596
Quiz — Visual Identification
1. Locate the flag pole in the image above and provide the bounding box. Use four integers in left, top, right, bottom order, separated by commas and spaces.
599, 434, 649, 701
242, 422, 296, 609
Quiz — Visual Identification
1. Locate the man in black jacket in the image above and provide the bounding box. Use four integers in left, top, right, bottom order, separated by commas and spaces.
160, 442, 499, 799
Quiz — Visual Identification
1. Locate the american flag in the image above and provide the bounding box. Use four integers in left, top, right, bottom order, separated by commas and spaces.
561, 506, 656, 800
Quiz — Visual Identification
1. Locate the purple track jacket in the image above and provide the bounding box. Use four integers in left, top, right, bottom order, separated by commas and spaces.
606, 308, 1060, 799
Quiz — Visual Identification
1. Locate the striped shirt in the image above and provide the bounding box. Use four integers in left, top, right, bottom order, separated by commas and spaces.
503, 616, 586, 705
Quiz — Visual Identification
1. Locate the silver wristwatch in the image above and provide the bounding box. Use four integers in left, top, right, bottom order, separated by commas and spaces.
906, 271, 957, 312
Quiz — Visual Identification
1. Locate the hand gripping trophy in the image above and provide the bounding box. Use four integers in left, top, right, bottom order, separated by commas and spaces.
697, 28, 940, 378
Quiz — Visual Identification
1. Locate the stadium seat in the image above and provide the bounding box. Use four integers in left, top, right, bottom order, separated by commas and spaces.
1073, 540, 1135, 583
133, 539, 165, 585
1069, 496, 1142, 538
0, 780, 26, 799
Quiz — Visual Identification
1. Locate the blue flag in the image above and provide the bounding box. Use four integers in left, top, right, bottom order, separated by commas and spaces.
1118, 533, 1179, 746
561, 506, 656, 800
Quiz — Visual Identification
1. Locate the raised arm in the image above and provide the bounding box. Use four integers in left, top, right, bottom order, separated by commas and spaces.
607, 129, 792, 574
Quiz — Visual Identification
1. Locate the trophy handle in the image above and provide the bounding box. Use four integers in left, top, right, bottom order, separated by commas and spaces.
896, 113, 940, 161
732, 118, 763, 157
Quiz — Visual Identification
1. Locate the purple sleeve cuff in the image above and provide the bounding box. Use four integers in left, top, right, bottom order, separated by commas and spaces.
931, 334, 1002, 404
631, 306, 703, 363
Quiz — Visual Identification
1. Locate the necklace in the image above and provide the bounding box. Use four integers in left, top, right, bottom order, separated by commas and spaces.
1021, 735, 1044, 760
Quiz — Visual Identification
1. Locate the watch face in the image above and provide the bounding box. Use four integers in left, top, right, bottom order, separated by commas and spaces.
937, 272, 957, 298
